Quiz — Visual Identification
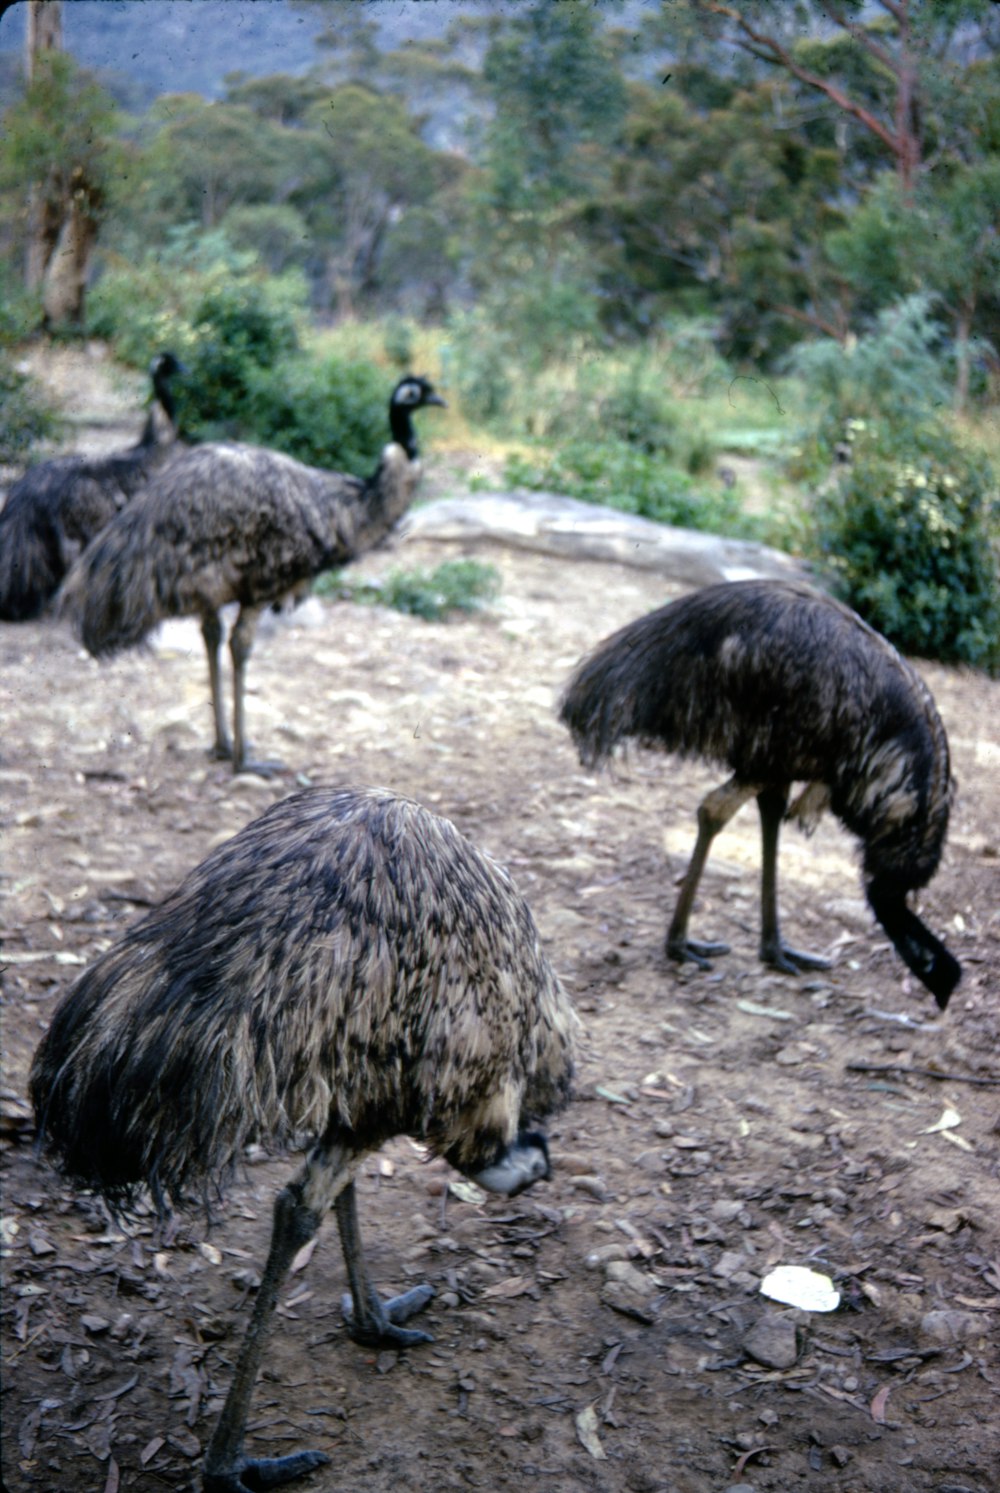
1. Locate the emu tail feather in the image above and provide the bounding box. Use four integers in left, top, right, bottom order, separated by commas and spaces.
867, 881, 961, 1010
58, 509, 164, 656
0, 504, 61, 621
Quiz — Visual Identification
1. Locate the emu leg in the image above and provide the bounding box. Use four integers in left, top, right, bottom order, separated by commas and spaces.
203, 1140, 361, 1491
337, 1180, 434, 1347
230, 605, 283, 777
201, 612, 231, 761
667, 777, 756, 968
757, 786, 831, 974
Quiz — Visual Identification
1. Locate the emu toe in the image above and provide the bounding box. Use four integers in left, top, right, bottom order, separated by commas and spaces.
233, 754, 287, 780
341, 1282, 435, 1347
761, 940, 832, 975
203, 1448, 331, 1492
666, 936, 730, 970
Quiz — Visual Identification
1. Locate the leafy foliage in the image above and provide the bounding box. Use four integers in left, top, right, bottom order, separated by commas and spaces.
504, 440, 754, 537
317, 560, 500, 621
0, 355, 62, 465
246, 355, 389, 472
813, 421, 1000, 673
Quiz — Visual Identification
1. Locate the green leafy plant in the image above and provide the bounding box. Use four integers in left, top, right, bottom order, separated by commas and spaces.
246, 355, 388, 471
813, 421, 1000, 673
0, 355, 62, 465
317, 559, 500, 621
504, 439, 755, 536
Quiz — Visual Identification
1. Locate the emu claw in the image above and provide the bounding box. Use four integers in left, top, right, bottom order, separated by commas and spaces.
203, 1448, 330, 1492
762, 943, 832, 974
342, 1283, 435, 1347
667, 937, 730, 970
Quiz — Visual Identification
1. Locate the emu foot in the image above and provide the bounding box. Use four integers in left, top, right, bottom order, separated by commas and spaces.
233, 755, 287, 780
209, 740, 234, 763
342, 1282, 435, 1347
203, 1448, 330, 1492
761, 941, 832, 975
666, 936, 730, 971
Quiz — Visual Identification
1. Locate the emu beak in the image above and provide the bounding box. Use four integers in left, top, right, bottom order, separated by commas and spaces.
425, 393, 447, 408
470, 1132, 550, 1196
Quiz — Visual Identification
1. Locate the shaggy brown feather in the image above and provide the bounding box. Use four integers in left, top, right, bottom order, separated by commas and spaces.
30, 785, 577, 1205
560, 579, 960, 1006
57, 374, 445, 773
0, 353, 183, 622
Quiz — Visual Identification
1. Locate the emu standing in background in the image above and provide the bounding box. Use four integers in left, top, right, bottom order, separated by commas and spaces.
58, 375, 445, 774
560, 579, 961, 1010
0, 353, 184, 621
31, 785, 578, 1493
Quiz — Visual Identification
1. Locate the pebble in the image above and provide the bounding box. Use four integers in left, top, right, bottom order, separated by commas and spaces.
713, 1249, 749, 1280
605, 1259, 656, 1296
919, 1309, 984, 1344
742, 1315, 799, 1370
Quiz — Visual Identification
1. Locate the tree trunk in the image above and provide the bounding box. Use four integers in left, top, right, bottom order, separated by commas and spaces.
42, 184, 98, 330
25, 0, 64, 292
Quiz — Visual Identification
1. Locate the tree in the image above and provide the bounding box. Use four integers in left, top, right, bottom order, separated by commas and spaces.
1, 30, 120, 329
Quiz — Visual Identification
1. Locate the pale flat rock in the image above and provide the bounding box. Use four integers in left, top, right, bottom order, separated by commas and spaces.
402, 490, 809, 586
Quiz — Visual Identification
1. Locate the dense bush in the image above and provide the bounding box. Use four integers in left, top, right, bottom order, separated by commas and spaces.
813, 421, 1000, 673
0, 355, 62, 465
246, 355, 389, 471
504, 439, 753, 535
175, 279, 300, 438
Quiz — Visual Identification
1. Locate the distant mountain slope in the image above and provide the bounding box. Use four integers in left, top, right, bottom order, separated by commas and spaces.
0, 0, 505, 106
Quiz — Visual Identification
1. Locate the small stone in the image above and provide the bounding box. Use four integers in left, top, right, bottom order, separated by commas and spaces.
713, 1250, 748, 1280
758, 1409, 779, 1427
604, 1260, 655, 1296
600, 1282, 656, 1324
80, 1314, 110, 1335
28, 1234, 55, 1257
742, 1315, 799, 1370
709, 1199, 744, 1224
831, 1446, 852, 1468
920, 1309, 984, 1344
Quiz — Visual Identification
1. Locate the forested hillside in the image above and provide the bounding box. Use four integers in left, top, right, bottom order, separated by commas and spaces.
2, 0, 998, 670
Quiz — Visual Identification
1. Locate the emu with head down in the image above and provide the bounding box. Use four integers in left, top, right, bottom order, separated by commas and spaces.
30, 785, 578, 1493
560, 578, 960, 1009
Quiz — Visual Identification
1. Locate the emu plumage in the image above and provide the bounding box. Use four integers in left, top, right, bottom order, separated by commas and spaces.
560, 579, 960, 1008
31, 785, 577, 1492
0, 352, 183, 621
58, 375, 444, 773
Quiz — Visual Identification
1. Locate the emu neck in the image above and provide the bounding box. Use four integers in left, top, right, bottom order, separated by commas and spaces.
389, 402, 419, 459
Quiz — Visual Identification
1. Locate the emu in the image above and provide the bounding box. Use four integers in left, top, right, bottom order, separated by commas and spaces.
560, 579, 960, 1009
0, 352, 184, 622
58, 375, 445, 774
30, 785, 578, 1493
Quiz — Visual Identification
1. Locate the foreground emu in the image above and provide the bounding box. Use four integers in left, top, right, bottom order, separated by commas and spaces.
560, 579, 960, 1009
59, 375, 445, 774
31, 786, 577, 1492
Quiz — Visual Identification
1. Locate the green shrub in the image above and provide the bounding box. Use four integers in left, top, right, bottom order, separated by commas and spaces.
813, 421, 1000, 673
0, 355, 63, 465
246, 355, 389, 471
176, 279, 300, 438
317, 559, 500, 621
504, 438, 754, 535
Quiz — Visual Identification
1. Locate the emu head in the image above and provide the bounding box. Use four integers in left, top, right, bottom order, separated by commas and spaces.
389, 375, 447, 458
468, 1130, 551, 1197
867, 878, 961, 1011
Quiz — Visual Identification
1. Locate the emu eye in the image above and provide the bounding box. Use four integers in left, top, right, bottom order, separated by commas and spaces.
395, 382, 422, 405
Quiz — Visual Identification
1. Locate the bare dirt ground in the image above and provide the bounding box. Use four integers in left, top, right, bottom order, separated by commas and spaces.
2, 351, 999, 1493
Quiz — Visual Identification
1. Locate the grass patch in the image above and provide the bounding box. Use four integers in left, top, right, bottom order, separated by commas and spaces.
315, 558, 500, 622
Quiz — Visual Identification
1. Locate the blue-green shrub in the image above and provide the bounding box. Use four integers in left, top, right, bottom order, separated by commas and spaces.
813, 421, 1000, 673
